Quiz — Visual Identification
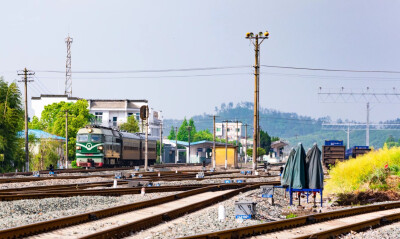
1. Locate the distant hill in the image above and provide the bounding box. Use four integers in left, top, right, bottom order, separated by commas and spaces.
163, 102, 400, 149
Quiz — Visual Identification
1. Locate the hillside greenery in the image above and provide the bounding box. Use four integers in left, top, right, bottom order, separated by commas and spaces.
164, 102, 400, 149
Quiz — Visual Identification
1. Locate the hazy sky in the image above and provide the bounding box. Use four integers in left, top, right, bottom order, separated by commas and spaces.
1, 1, 400, 123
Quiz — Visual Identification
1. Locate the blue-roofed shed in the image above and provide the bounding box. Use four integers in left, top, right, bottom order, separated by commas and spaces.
18, 130, 65, 141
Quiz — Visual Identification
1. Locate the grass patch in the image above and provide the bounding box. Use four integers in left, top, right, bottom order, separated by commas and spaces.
286, 213, 297, 219
325, 145, 400, 194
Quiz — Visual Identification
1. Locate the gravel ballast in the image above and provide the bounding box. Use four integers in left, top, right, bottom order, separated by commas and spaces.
0, 192, 176, 230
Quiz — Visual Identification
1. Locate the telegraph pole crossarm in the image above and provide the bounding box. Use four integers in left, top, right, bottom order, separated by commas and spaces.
18, 68, 35, 172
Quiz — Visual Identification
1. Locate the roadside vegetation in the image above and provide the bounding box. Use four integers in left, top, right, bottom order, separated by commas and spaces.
325, 145, 400, 195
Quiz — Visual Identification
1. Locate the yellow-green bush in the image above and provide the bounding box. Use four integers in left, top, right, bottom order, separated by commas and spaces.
325, 145, 400, 194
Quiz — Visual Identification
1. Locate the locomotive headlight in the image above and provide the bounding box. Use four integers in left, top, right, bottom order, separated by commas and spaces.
98, 145, 104, 151
76, 146, 81, 150
88, 128, 93, 133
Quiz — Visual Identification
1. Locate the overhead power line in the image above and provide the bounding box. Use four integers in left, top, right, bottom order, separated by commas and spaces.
261, 65, 400, 74
34, 64, 400, 75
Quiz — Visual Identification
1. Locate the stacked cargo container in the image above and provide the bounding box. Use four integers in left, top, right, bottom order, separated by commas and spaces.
322, 140, 345, 167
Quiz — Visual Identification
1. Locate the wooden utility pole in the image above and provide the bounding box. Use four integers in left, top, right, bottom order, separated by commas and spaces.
244, 124, 249, 163
159, 123, 163, 164
209, 115, 219, 170
223, 120, 229, 169
186, 126, 192, 163
175, 126, 178, 163
18, 68, 34, 172
63, 110, 73, 169
245, 31, 269, 170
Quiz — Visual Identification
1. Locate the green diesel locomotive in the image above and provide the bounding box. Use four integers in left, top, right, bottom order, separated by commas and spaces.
75, 126, 157, 167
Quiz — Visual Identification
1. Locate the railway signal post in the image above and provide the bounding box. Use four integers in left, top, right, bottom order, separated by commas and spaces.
140, 105, 149, 171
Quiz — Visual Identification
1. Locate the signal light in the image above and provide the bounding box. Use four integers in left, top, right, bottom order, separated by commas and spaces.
246, 32, 251, 38
264, 31, 269, 37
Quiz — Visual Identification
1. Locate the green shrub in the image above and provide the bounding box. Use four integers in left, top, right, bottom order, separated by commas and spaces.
325, 145, 400, 194
286, 213, 297, 219
71, 160, 79, 168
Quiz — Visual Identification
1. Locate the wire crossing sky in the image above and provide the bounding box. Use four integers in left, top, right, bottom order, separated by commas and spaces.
1, 1, 399, 122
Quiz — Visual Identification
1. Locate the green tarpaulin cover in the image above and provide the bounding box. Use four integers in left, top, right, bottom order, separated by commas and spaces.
281, 148, 296, 186
288, 143, 307, 189
306, 143, 324, 189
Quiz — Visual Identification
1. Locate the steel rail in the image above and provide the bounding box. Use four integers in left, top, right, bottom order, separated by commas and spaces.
0, 182, 278, 238
178, 201, 400, 239
79, 183, 271, 239
0, 181, 280, 201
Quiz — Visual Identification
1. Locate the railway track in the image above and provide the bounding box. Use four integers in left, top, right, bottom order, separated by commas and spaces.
179, 201, 400, 239
0, 170, 279, 184
0, 181, 280, 201
0, 182, 278, 238
0, 163, 205, 177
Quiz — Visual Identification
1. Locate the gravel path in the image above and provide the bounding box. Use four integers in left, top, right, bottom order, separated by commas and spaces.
0, 177, 113, 189
0, 192, 176, 230
339, 221, 400, 239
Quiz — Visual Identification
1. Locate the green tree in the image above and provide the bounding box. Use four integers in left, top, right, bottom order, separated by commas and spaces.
0, 78, 24, 172
31, 140, 61, 171
177, 118, 189, 141
194, 129, 213, 141
168, 126, 176, 140
33, 99, 93, 161
246, 147, 267, 157
188, 118, 197, 141
119, 116, 139, 133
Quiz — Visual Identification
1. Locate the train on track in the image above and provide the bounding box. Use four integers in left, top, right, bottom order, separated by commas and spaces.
75, 125, 157, 167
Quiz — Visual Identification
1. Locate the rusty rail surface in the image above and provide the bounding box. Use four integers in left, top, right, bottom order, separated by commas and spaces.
179, 201, 400, 239
0, 182, 279, 239
79, 183, 270, 239
0, 181, 280, 201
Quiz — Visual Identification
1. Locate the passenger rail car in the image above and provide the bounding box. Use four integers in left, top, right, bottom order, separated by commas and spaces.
75, 126, 157, 167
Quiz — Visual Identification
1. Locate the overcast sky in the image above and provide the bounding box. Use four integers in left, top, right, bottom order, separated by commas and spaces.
1, 0, 400, 123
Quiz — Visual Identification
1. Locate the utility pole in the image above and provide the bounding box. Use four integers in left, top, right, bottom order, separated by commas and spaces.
175, 126, 178, 164
246, 31, 269, 170
145, 119, 149, 170
244, 124, 249, 164
18, 68, 34, 172
366, 102, 370, 147
223, 120, 229, 170
65, 35, 73, 97
63, 110, 73, 169
186, 126, 192, 163
347, 124, 350, 149
159, 123, 163, 164
209, 115, 219, 170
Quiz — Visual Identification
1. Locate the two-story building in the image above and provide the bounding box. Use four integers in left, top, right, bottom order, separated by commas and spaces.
215, 122, 243, 142
31, 94, 163, 137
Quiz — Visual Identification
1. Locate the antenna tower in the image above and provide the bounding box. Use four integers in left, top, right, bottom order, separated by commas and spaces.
65, 35, 73, 96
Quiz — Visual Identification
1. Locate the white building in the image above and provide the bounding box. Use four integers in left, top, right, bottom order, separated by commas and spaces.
31, 94, 79, 119
31, 95, 163, 137
216, 122, 243, 141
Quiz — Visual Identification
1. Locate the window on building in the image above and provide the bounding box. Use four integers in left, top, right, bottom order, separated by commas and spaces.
95, 112, 103, 123
113, 117, 117, 127
127, 113, 133, 118
216, 128, 221, 132
135, 112, 140, 121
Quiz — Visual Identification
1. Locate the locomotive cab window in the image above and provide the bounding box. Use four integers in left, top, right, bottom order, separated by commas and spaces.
77, 134, 88, 142
91, 134, 102, 142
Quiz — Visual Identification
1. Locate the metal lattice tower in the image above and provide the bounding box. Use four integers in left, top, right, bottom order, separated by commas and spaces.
64, 35, 73, 96
318, 87, 400, 146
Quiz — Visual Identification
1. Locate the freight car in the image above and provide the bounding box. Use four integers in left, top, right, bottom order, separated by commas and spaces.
75, 125, 157, 167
